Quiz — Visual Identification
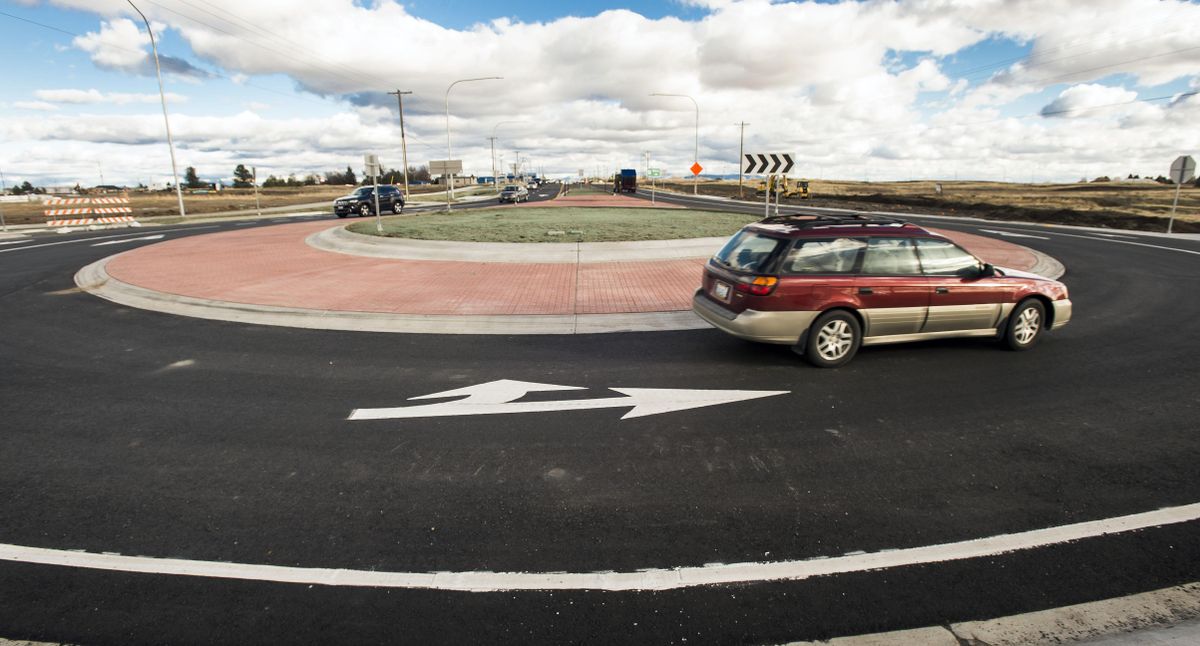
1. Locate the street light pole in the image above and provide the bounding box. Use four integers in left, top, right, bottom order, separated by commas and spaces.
387, 90, 413, 200
650, 93, 700, 195
735, 121, 749, 200
490, 120, 526, 191
444, 77, 502, 212
127, 0, 185, 218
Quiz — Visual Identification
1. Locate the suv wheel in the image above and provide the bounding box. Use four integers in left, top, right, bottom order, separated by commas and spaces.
358, 203, 371, 217
1004, 299, 1045, 351
392, 201, 403, 214
803, 310, 862, 368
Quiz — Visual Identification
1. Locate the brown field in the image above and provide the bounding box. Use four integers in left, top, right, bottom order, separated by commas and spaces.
658, 178, 1200, 233
0, 183, 455, 225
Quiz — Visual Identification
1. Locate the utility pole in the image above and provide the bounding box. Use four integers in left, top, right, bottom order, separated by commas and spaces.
387, 90, 413, 199
252, 166, 261, 217
0, 167, 7, 232
735, 121, 749, 200
487, 137, 497, 188
97, 161, 105, 188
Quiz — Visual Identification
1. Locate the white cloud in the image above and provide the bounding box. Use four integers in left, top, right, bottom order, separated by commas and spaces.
34, 88, 187, 105
12, 101, 61, 111
9, 0, 1198, 184
72, 18, 211, 79
1041, 84, 1139, 118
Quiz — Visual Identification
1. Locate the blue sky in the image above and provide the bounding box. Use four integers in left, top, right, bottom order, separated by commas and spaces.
1, 0, 1197, 186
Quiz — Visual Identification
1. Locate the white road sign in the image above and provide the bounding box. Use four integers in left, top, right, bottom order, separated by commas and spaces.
348, 379, 789, 421
1170, 155, 1196, 184
364, 153, 380, 177
430, 159, 463, 175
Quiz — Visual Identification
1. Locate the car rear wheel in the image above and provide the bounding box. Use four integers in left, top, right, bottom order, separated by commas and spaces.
1004, 299, 1045, 351
392, 201, 403, 214
803, 310, 861, 368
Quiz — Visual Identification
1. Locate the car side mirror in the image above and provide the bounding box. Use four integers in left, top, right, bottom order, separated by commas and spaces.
979, 263, 996, 278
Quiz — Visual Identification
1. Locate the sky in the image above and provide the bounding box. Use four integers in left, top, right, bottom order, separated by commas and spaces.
0, 0, 1198, 187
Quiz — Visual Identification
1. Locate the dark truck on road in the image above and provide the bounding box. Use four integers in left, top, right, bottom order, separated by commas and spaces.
614, 169, 637, 193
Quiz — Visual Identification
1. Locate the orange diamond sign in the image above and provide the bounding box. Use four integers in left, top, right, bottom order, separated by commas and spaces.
690, 162, 703, 176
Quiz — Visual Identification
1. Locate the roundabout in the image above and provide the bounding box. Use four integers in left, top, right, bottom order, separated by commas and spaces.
0, 191, 1198, 644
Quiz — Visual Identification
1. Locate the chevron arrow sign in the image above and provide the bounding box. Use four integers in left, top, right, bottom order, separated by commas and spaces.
744, 153, 795, 175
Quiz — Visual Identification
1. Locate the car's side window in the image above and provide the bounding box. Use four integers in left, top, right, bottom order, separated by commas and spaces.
781, 238, 866, 274
915, 238, 981, 277
861, 238, 922, 275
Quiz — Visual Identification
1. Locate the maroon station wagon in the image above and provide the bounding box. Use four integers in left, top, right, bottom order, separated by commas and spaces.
692, 214, 1072, 367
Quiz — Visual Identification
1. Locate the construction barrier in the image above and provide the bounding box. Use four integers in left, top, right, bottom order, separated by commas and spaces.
43, 195, 136, 229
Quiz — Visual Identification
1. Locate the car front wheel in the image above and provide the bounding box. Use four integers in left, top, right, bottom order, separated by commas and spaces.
1004, 299, 1045, 351
803, 310, 862, 368
358, 204, 371, 217
392, 201, 403, 214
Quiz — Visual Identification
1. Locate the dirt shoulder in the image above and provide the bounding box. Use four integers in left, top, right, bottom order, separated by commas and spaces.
659, 179, 1200, 233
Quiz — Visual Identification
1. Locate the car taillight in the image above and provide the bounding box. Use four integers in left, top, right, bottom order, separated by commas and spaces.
734, 275, 778, 296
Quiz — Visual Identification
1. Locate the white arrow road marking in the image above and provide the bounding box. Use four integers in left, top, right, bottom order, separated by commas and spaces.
349, 379, 789, 421
91, 234, 165, 246
978, 228, 1051, 240
0, 502, 1196, 591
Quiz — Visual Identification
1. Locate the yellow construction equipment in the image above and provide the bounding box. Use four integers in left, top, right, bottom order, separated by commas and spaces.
755, 176, 810, 199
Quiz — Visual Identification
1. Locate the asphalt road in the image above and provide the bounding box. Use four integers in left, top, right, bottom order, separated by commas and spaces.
0, 185, 1198, 644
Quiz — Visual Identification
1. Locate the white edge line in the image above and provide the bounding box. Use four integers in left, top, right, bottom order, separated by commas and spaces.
0, 225, 218, 254
1, 502, 1196, 592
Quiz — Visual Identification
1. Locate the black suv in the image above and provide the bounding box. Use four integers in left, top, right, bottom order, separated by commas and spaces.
334, 185, 404, 218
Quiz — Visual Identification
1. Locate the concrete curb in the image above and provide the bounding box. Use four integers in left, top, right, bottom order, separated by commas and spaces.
307, 224, 728, 263
1026, 246, 1067, 280
788, 582, 1200, 645
75, 256, 710, 336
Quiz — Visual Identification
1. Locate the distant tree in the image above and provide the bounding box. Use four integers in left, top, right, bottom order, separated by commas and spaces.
344, 166, 357, 185
184, 166, 204, 189
232, 164, 254, 188
262, 175, 283, 188
12, 181, 37, 195
1153, 175, 1172, 184
303, 174, 320, 186
408, 164, 431, 182
1091, 176, 1111, 183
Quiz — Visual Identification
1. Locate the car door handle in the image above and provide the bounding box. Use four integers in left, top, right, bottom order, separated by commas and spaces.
935, 287, 950, 294
858, 288, 873, 295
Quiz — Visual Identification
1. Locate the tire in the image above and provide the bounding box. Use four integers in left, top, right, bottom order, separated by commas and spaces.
336, 212, 347, 218
1004, 299, 1045, 351
358, 203, 371, 217
392, 201, 403, 214
803, 310, 862, 368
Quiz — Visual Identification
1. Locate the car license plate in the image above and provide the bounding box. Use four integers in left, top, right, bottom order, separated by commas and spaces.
713, 281, 731, 302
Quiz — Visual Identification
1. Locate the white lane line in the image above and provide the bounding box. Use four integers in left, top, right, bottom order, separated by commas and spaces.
979, 228, 1052, 240
1050, 231, 1200, 256
0, 226, 217, 255
0, 239, 33, 246
91, 234, 165, 247
0, 502, 1196, 592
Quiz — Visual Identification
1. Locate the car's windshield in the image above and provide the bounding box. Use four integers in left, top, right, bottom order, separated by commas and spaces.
503, 185, 520, 191
713, 230, 785, 273
352, 187, 373, 197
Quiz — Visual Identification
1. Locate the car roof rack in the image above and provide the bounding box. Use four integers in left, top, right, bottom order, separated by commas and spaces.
757, 212, 908, 228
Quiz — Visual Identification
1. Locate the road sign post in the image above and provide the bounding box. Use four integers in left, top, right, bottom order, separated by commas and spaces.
430, 160, 464, 212
1168, 155, 1196, 234
365, 154, 383, 233
744, 153, 795, 218
647, 168, 662, 205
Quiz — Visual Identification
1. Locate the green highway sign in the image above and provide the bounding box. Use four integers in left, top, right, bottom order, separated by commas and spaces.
647, 168, 662, 177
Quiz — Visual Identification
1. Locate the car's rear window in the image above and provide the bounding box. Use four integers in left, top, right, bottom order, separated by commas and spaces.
714, 230, 784, 273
